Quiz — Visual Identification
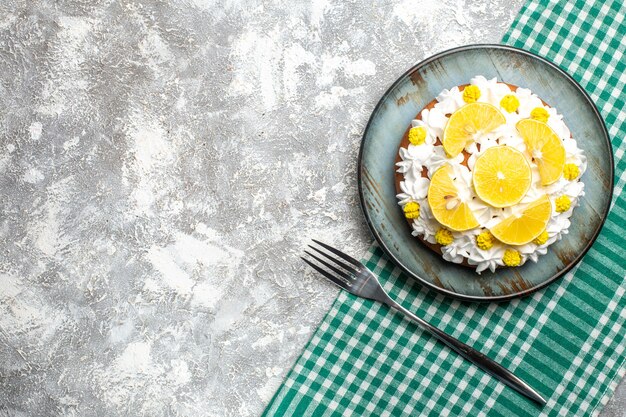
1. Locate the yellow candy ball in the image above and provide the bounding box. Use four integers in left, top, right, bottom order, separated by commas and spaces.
555, 195, 571, 212
462, 85, 481, 103
502, 249, 521, 267
500, 94, 520, 113
533, 230, 549, 246
476, 231, 495, 250
435, 228, 453, 246
403, 201, 420, 219
563, 163, 580, 181
530, 107, 550, 122
408, 126, 427, 146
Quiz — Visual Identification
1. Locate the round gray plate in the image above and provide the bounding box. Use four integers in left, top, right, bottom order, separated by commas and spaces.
358, 44, 613, 302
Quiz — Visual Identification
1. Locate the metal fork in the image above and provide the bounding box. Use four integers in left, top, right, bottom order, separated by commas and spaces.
302, 239, 547, 405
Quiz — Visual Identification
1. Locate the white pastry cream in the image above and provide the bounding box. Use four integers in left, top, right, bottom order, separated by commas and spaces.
396, 76, 586, 273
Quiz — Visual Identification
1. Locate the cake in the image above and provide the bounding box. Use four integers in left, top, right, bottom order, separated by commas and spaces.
395, 76, 586, 273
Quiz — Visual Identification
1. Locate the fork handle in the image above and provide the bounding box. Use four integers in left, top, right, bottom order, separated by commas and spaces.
387, 300, 546, 406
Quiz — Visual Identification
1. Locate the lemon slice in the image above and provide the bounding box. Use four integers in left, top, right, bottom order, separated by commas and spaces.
490, 195, 552, 245
443, 103, 506, 157
428, 165, 479, 231
472, 146, 532, 208
516, 119, 565, 185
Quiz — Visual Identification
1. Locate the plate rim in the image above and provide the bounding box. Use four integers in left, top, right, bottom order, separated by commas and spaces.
357, 43, 614, 302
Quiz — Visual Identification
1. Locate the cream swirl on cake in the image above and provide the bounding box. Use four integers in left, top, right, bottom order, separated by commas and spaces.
396, 76, 586, 273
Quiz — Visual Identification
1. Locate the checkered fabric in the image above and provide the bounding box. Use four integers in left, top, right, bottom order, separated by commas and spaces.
263, 1, 626, 416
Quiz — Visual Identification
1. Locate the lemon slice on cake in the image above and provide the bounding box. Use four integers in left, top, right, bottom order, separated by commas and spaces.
472, 146, 532, 208
443, 102, 506, 157
516, 119, 565, 185
428, 165, 479, 231
490, 195, 552, 245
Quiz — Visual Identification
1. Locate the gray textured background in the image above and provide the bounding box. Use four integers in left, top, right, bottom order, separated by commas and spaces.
0, 0, 624, 416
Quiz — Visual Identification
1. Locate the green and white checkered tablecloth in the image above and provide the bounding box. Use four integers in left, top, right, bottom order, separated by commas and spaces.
263, 1, 626, 415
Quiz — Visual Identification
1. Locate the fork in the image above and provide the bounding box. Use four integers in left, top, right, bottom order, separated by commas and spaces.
302, 239, 547, 406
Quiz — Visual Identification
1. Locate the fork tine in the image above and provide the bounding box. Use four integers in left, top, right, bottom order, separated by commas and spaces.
301, 257, 351, 290
311, 239, 362, 267
304, 250, 354, 282
308, 245, 359, 276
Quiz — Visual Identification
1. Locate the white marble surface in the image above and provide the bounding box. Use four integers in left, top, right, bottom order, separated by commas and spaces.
0, 0, 624, 416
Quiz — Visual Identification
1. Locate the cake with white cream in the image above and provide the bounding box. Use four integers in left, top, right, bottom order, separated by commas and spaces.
395, 76, 586, 273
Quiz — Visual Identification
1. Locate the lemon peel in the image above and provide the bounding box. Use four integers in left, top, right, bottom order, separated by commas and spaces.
516, 119, 565, 185
462, 85, 481, 103
503, 249, 521, 267
427, 165, 480, 231
408, 126, 427, 145
489, 195, 551, 245
500, 94, 520, 113
442, 102, 505, 158
533, 230, 549, 245
530, 107, 549, 122
476, 231, 495, 250
403, 201, 420, 219
555, 195, 571, 212
472, 146, 532, 208
563, 163, 580, 180
435, 228, 453, 246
